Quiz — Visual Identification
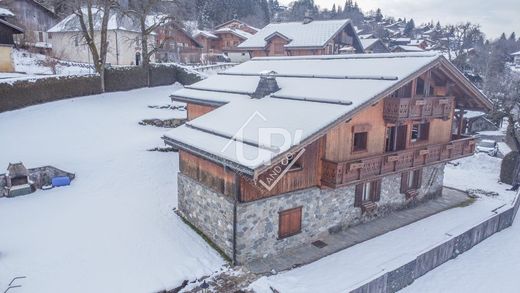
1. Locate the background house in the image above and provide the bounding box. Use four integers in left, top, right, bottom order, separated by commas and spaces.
154, 21, 202, 64
194, 19, 258, 63
359, 38, 389, 53
0, 7, 22, 72
48, 11, 151, 66
512, 51, 520, 65
237, 18, 364, 57
0, 0, 58, 52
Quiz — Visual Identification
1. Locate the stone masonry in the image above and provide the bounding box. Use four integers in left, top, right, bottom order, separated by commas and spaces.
177, 164, 445, 264
177, 173, 235, 257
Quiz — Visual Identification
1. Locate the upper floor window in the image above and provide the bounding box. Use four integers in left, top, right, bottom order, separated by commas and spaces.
411, 122, 429, 143
353, 131, 368, 152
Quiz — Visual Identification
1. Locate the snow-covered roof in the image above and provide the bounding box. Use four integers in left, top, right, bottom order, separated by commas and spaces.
214, 27, 253, 40
512, 51, 520, 56
408, 39, 426, 46
164, 52, 491, 175
0, 18, 23, 33
394, 45, 424, 52
391, 37, 411, 43
0, 7, 14, 17
164, 53, 441, 173
358, 33, 375, 39
359, 38, 381, 50
48, 9, 140, 33
464, 110, 486, 119
194, 30, 218, 39
238, 19, 352, 49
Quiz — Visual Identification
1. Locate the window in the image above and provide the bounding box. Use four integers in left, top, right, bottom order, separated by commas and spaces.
74, 36, 79, 47
355, 180, 381, 207
411, 122, 429, 143
38, 31, 43, 42
353, 132, 368, 152
279, 207, 302, 238
401, 169, 422, 193
48, 32, 52, 40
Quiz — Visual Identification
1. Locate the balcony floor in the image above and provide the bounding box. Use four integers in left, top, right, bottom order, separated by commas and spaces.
246, 187, 470, 274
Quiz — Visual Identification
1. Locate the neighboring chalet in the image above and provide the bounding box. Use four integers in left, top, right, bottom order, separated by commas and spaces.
48, 11, 152, 66
194, 20, 258, 63
462, 111, 499, 134
0, 7, 23, 72
359, 38, 389, 53
237, 18, 364, 57
163, 52, 492, 264
393, 45, 425, 53
0, 0, 58, 51
512, 51, 520, 66
154, 21, 203, 64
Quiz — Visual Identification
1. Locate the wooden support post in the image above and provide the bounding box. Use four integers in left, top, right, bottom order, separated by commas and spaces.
457, 108, 465, 137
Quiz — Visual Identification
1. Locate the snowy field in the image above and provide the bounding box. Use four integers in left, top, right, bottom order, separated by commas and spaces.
251, 154, 518, 293
0, 85, 224, 293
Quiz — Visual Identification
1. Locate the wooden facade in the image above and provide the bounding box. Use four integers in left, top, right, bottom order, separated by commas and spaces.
186, 103, 218, 121
177, 66, 479, 203
154, 23, 202, 64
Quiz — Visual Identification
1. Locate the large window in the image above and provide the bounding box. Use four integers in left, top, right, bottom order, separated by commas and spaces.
411, 122, 429, 143
355, 180, 381, 207
279, 207, 302, 239
353, 131, 368, 152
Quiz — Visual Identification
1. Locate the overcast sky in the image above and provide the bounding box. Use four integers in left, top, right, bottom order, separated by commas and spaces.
278, 0, 519, 39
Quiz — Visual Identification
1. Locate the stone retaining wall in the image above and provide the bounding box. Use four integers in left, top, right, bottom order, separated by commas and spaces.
235, 164, 445, 264
349, 191, 520, 293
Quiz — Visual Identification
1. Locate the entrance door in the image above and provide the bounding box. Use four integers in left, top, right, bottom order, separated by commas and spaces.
385, 126, 396, 152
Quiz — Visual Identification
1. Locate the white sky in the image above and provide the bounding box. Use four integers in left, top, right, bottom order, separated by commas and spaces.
278, 0, 520, 39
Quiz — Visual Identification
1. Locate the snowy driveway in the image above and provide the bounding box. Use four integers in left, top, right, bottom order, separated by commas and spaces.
0, 85, 224, 293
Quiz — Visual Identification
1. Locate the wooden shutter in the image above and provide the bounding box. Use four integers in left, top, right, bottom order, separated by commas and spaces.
355, 184, 363, 207
414, 169, 423, 189
279, 207, 302, 239
400, 172, 409, 193
372, 180, 382, 202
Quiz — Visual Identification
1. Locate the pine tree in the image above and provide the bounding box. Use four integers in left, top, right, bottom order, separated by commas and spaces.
510, 32, 516, 42
404, 19, 415, 37
375, 8, 383, 22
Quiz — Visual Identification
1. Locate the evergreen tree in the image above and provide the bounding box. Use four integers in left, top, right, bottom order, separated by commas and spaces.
404, 18, 415, 37
510, 32, 516, 42
375, 8, 383, 22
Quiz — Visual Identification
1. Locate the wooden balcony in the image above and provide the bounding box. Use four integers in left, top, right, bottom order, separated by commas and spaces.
321, 136, 475, 188
383, 96, 454, 123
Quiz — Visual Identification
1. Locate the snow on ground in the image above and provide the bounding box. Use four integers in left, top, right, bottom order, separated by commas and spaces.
250, 153, 516, 293
0, 85, 224, 293
12, 49, 93, 76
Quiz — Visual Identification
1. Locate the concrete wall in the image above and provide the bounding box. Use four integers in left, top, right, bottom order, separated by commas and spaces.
350, 192, 520, 293
0, 45, 14, 72
235, 164, 445, 263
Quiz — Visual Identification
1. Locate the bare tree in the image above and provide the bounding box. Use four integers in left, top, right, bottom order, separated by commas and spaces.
441, 23, 483, 70
68, 0, 118, 92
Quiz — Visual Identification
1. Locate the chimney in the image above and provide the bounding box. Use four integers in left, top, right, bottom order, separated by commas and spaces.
252, 71, 279, 99
303, 11, 313, 24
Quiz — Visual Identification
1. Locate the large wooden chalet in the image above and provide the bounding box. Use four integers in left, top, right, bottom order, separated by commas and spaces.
163, 52, 492, 265
237, 18, 364, 57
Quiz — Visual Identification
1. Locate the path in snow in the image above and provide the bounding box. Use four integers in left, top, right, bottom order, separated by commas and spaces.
0, 85, 224, 293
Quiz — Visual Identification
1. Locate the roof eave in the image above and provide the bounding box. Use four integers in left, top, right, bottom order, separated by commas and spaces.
162, 136, 255, 176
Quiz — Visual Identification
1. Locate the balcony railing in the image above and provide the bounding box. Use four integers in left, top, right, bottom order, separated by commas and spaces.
383, 96, 454, 123
321, 136, 475, 188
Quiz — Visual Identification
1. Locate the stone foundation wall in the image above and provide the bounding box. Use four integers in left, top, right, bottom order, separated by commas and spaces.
177, 173, 235, 258
235, 164, 445, 264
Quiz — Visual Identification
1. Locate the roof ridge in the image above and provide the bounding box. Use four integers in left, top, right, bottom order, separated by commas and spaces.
219, 72, 398, 81
251, 52, 438, 62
